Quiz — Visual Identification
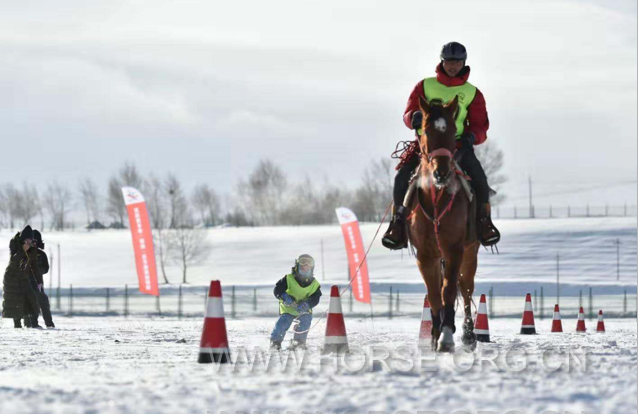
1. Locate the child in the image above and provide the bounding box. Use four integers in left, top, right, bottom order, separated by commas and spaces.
270, 254, 322, 349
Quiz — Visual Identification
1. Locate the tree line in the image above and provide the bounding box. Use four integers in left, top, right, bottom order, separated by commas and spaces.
0, 141, 505, 231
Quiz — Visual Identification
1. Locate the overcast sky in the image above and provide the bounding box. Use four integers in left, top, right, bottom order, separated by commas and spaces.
1, 0, 636, 206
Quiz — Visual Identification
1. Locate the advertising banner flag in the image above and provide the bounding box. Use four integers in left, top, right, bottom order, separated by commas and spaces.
335, 207, 371, 303
122, 186, 159, 296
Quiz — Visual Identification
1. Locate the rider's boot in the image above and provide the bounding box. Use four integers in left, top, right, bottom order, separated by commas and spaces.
478, 202, 500, 246
382, 206, 408, 250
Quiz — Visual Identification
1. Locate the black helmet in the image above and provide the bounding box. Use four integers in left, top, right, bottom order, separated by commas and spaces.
440, 42, 467, 61
293, 254, 315, 285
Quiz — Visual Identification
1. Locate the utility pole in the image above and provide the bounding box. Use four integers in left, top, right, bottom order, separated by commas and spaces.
556, 253, 560, 306
528, 176, 534, 218
615, 239, 620, 281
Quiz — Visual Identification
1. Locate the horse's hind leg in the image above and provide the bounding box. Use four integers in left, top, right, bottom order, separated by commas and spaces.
459, 243, 479, 350
416, 254, 442, 350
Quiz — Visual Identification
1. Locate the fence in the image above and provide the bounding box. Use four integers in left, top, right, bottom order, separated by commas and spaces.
8, 284, 635, 320
494, 205, 637, 219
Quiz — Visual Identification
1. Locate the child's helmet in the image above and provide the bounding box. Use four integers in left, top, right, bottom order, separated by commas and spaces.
294, 254, 315, 283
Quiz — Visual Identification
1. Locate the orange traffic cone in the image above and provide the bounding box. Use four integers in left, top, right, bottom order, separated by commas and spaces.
551, 304, 563, 333
520, 293, 536, 334
418, 295, 433, 347
474, 294, 490, 342
596, 310, 605, 333
576, 307, 587, 332
323, 285, 348, 354
198, 281, 231, 363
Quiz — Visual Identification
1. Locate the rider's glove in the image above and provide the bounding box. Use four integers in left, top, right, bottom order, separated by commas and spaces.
281, 292, 294, 306
460, 132, 475, 149
411, 111, 423, 130
297, 302, 310, 313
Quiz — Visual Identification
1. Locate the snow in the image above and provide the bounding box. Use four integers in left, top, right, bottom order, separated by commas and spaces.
0, 316, 635, 414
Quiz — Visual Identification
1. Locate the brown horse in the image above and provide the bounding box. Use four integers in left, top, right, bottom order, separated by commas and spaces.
407, 95, 480, 352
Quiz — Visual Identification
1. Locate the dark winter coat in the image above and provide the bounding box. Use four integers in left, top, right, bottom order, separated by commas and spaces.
31, 249, 49, 286
2, 235, 40, 319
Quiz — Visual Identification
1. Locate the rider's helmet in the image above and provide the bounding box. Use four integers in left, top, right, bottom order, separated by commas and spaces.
293, 254, 315, 286
440, 41, 467, 61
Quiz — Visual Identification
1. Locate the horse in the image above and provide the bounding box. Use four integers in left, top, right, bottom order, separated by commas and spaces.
406, 95, 481, 353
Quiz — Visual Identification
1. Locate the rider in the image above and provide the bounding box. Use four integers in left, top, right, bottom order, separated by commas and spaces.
270, 254, 322, 350
382, 41, 501, 250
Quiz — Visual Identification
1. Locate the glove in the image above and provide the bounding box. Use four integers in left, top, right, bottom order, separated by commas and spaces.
297, 302, 310, 313
37, 284, 43, 293
281, 292, 294, 306
460, 132, 475, 149
411, 111, 423, 130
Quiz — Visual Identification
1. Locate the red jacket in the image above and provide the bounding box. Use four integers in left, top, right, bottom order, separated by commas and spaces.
403, 63, 489, 145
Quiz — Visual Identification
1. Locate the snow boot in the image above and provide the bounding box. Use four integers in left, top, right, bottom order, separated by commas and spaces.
291, 340, 307, 350
270, 340, 282, 350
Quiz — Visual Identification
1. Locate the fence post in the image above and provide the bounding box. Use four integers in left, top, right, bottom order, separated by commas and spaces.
540, 287, 544, 320
586, 204, 590, 217
157, 295, 161, 317
624, 290, 627, 316
488, 286, 494, 318
605, 204, 609, 216
68, 284, 73, 317
534, 289, 537, 313
388, 286, 393, 319
549, 205, 553, 218
106, 288, 110, 313
396, 290, 400, 313
514, 206, 517, 219
588, 287, 593, 320
124, 285, 129, 318
178, 285, 183, 320
568, 205, 571, 217
231, 286, 236, 319
624, 202, 627, 217
253, 288, 258, 312
579, 290, 582, 309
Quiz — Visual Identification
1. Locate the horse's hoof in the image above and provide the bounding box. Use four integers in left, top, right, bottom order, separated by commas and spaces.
437, 326, 455, 353
462, 331, 477, 346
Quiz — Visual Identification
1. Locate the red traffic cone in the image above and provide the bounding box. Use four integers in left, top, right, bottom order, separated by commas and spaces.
551, 304, 563, 333
474, 294, 490, 342
520, 293, 536, 334
596, 310, 605, 333
198, 281, 231, 363
576, 307, 587, 332
418, 295, 433, 347
323, 285, 348, 354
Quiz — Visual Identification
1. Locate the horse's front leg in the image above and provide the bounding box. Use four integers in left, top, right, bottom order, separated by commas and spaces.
459, 243, 479, 350
437, 243, 464, 353
415, 253, 442, 351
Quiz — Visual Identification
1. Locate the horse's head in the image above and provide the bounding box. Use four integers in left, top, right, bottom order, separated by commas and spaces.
417, 96, 459, 187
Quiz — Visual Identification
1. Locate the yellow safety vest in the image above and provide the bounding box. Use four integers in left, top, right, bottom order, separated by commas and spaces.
279, 273, 320, 316
421, 77, 477, 138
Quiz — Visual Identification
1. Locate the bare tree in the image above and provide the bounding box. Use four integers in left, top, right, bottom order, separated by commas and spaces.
237, 159, 287, 225
0, 187, 7, 228
79, 178, 102, 225
351, 158, 394, 222
475, 141, 507, 205
165, 173, 189, 228
44, 181, 73, 231
106, 177, 125, 226
17, 182, 40, 225
146, 174, 172, 284
192, 184, 221, 227
168, 227, 211, 283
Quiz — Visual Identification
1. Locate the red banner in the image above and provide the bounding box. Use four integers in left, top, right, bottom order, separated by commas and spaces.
122, 187, 159, 296
335, 207, 371, 303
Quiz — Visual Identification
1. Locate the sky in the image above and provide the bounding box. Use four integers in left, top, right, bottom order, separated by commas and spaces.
1, 0, 636, 208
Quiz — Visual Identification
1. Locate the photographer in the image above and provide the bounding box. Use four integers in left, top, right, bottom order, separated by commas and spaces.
28, 230, 54, 328
3, 226, 40, 328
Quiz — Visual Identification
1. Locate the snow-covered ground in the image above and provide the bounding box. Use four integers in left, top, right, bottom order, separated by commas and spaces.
2, 217, 635, 293
0, 316, 635, 414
